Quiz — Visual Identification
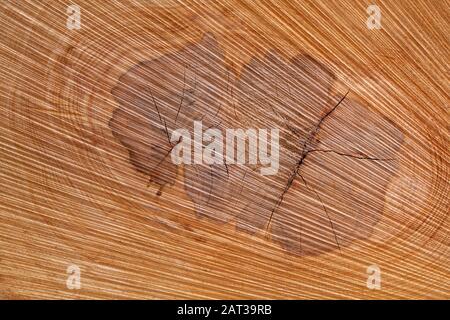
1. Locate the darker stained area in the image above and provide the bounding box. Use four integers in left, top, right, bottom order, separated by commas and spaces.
109, 33, 403, 256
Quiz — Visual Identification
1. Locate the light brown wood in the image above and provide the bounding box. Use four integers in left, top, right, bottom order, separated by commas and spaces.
0, 0, 448, 299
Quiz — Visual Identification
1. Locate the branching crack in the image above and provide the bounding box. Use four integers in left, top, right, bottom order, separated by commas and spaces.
149, 87, 173, 149
298, 172, 341, 252
307, 149, 395, 161
175, 65, 187, 124
147, 136, 182, 189
265, 90, 350, 250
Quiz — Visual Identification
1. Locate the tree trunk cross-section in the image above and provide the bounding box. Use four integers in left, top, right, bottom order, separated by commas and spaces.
0, 0, 448, 299
110, 34, 404, 256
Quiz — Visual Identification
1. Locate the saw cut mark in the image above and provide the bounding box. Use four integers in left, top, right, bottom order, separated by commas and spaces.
110, 33, 404, 256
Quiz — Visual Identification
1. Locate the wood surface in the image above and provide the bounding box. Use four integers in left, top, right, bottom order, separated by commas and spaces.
0, 0, 448, 299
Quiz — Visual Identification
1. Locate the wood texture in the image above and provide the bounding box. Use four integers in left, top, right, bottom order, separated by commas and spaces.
0, 0, 448, 299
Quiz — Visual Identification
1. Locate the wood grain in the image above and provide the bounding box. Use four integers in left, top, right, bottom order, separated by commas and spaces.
0, 0, 448, 299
